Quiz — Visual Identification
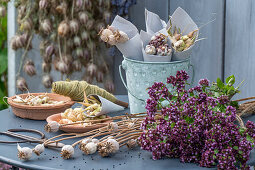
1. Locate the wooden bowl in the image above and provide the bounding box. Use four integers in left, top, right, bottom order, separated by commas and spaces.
46, 113, 112, 133
8, 93, 75, 120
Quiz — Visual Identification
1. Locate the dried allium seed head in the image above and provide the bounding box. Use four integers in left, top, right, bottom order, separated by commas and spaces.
57, 60, 69, 74
33, 144, 45, 156
45, 44, 54, 58
42, 62, 51, 73
61, 145, 74, 159
126, 139, 137, 149
81, 31, 89, 41
23, 60, 36, 76
103, 11, 111, 23
87, 63, 97, 77
58, 21, 69, 37
79, 12, 89, 25
85, 20, 94, 30
75, 0, 83, 10
21, 18, 33, 32
41, 19, 52, 35
96, 70, 104, 83
39, 0, 48, 10
73, 59, 82, 71
44, 121, 59, 133
16, 77, 28, 91
15, 35, 25, 48
42, 74, 53, 88
21, 33, 29, 44
10, 36, 18, 50
66, 38, 74, 49
75, 48, 83, 58
104, 78, 114, 93
74, 36, 81, 47
17, 144, 32, 161
56, 2, 67, 14
69, 20, 79, 34
0, 5, 6, 17
96, 22, 105, 33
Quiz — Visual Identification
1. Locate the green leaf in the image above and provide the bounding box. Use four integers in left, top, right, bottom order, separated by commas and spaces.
170, 122, 175, 128
184, 116, 194, 124
233, 146, 238, 150
217, 78, 224, 89
164, 115, 169, 121
247, 134, 254, 143
226, 75, 235, 85
214, 149, 219, 154
213, 155, 217, 159
239, 128, 245, 135
0, 48, 7, 74
238, 150, 243, 154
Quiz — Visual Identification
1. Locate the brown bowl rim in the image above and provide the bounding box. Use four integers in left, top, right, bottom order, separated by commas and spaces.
7, 93, 75, 110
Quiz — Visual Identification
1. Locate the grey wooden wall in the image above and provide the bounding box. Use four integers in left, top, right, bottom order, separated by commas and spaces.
8, 0, 255, 100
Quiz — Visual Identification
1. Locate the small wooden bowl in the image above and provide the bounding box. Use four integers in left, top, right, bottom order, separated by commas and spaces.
8, 93, 75, 120
46, 113, 112, 133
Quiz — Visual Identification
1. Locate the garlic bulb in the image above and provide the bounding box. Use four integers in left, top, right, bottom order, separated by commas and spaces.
174, 40, 184, 48
44, 121, 59, 133
45, 44, 54, 58
115, 30, 129, 43
23, 60, 36, 76
74, 36, 81, 47
61, 145, 74, 159
107, 35, 117, 45
145, 45, 156, 55
99, 29, 113, 42
33, 144, 45, 156
17, 144, 33, 161
84, 142, 97, 155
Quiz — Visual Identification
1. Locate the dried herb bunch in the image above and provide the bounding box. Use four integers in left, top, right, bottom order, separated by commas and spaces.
7, 0, 117, 92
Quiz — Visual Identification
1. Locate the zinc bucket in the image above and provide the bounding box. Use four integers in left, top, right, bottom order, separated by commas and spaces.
119, 56, 194, 114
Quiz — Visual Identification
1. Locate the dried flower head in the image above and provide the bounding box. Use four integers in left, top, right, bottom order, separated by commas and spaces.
58, 21, 69, 37
33, 144, 45, 156
79, 138, 92, 151
126, 139, 137, 149
87, 63, 97, 77
98, 147, 109, 157
42, 74, 53, 88
39, 0, 48, 10
79, 12, 89, 25
107, 122, 118, 132
17, 144, 32, 161
41, 19, 52, 35
106, 139, 119, 153
17, 77, 28, 91
61, 145, 74, 159
0, 5, 6, 17
127, 122, 135, 129
23, 60, 36, 76
83, 142, 97, 155
69, 19, 79, 34
42, 62, 51, 73
44, 121, 59, 133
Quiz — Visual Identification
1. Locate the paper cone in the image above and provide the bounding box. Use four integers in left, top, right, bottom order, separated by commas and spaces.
145, 9, 166, 34
111, 15, 143, 61
141, 29, 172, 62
87, 95, 124, 116
166, 7, 199, 61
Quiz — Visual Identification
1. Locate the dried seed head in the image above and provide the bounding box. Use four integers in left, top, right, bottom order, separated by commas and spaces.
96, 70, 104, 83
103, 11, 111, 23
106, 139, 119, 153
85, 20, 94, 30
17, 144, 32, 161
0, 5, 6, 17
23, 60, 36, 76
21, 18, 33, 32
61, 145, 74, 159
75, 0, 83, 10
42, 74, 53, 88
74, 36, 82, 47
75, 47, 83, 58
126, 139, 137, 149
98, 147, 109, 157
79, 138, 91, 151
104, 78, 114, 93
83, 142, 97, 155
56, 2, 67, 14
58, 21, 69, 37
33, 144, 45, 156
39, 0, 48, 10
10, 36, 18, 50
79, 12, 89, 25
44, 121, 59, 133
15, 35, 25, 49
73, 59, 82, 71
42, 62, 51, 73
69, 19, 79, 34
41, 19, 52, 35
107, 122, 118, 132
96, 22, 105, 33
81, 31, 89, 41
16, 77, 28, 91
45, 44, 54, 58
56, 60, 69, 74
86, 63, 97, 77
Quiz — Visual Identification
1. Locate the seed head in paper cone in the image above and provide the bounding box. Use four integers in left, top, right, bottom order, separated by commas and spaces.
99, 15, 143, 61
166, 7, 199, 61
141, 29, 172, 62
81, 95, 124, 117
145, 9, 167, 34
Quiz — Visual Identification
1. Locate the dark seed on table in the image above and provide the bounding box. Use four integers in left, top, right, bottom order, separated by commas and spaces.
49, 159, 52, 160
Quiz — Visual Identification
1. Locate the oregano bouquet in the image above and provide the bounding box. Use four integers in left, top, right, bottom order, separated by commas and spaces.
139, 70, 255, 169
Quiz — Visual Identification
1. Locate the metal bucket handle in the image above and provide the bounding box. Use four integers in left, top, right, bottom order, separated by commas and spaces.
119, 63, 195, 103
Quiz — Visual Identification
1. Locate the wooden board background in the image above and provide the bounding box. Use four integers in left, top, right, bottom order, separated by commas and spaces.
8, 0, 255, 100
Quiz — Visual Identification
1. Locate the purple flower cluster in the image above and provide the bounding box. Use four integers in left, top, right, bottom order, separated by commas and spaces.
139, 70, 255, 169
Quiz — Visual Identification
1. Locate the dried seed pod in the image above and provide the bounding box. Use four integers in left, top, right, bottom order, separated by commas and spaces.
61, 145, 74, 159
126, 139, 137, 149
79, 12, 89, 25
41, 19, 52, 35
15, 35, 25, 48
45, 121, 59, 132
69, 19, 79, 34
81, 31, 89, 41
104, 78, 114, 93
42, 74, 53, 88
0, 5, 6, 17
75, 0, 83, 10
21, 18, 33, 32
58, 21, 69, 37
76, 47, 83, 58
74, 36, 81, 47
96, 70, 104, 83
56, 60, 69, 74
73, 60, 82, 71
56, 2, 67, 14
16, 77, 28, 91
86, 63, 97, 77
17, 144, 32, 161
85, 20, 94, 30
103, 11, 111, 23
45, 44, 54, 58
39, 0, 48, 10
84, 0, 92, 9
96, 22, 105, 33
42, 62, 51, 73
33, 144, 45, 156
83, 49, 90, 60
23, 60, 36, 76
10, 36, 18, 50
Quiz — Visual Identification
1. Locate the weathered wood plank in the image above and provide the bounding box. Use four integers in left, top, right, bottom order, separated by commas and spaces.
169, 0, 224, 86
225, 0, 255, 99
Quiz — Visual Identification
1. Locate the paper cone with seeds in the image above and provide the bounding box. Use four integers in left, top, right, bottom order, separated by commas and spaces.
111, 15, 143, 61
166, 7, 199, 61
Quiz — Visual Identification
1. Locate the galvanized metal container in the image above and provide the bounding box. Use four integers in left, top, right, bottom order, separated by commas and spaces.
119, 56, 194, 113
